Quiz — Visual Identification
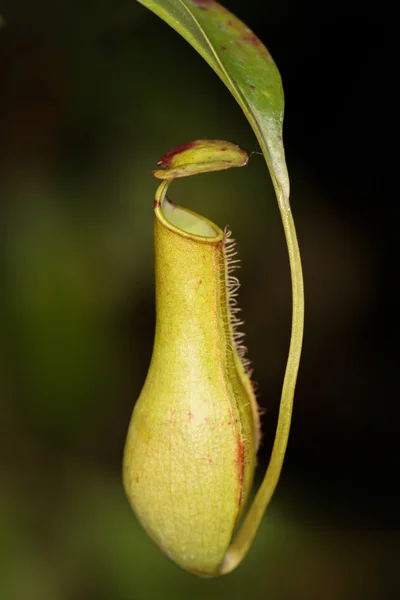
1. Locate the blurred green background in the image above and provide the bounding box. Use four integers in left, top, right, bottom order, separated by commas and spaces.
0, 1, 398, 599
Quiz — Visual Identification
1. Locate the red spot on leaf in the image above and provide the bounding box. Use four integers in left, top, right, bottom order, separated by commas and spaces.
188, 0, 214, 9
198, 279, 202, 285
238, 31, 271, 59
249, 84, 256, 90
135, 476, 139, 483
157, 141, 197, 168
241, 32, 261, 48
188, 411, 194, 422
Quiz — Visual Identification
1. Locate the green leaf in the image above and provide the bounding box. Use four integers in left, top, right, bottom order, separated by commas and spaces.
134, 0, 305, 576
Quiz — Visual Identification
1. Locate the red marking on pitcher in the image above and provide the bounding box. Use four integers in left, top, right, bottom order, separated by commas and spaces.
236, 436, 245, 505
201, 456, 214, 464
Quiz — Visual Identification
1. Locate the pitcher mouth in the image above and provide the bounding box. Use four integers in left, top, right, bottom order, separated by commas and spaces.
154, 179, 224, 243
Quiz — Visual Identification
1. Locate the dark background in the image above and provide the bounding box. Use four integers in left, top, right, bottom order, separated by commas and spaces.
0, 1, 398, 599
